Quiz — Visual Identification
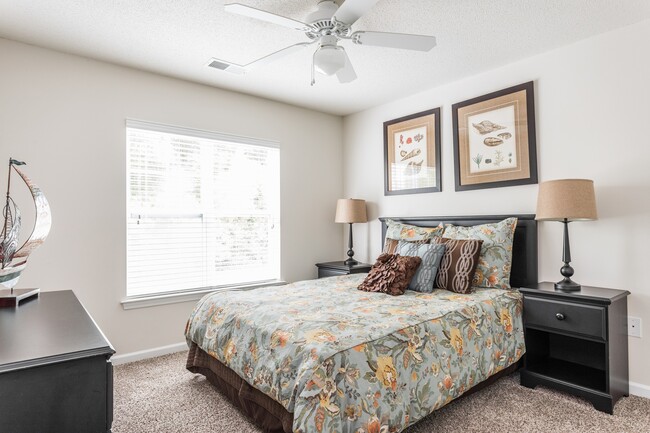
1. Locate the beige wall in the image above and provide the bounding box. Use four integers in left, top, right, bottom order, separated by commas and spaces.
2, 18, 649, 390
342, 20, 650, 388
0, 38, 344, 354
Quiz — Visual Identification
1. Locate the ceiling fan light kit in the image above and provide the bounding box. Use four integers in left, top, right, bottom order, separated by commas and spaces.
212, 0, 437, 85
314, 40, 347, 76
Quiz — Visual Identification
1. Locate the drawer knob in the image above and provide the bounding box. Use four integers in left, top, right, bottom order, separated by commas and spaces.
556, 313, 565, 321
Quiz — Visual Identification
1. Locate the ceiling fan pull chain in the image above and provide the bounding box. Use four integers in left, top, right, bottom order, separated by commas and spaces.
311, 49, 316, 86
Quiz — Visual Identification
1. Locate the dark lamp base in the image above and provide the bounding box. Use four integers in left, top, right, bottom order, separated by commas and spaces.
554, 219, 582, 292
554, 278, 581, 292
344, 258, 359, 266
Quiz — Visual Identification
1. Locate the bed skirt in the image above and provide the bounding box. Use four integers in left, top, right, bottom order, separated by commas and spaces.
186, 342, 293, 433
186, 341, 520, 433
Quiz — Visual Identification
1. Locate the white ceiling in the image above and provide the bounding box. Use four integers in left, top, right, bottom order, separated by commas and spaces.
1, 0, 649, 115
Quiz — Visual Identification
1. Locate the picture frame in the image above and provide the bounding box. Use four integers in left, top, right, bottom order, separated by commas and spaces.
384, 107, 441, 195
452, 81, 538, 191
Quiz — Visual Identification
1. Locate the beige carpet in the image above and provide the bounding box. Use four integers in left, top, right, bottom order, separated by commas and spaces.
113, 351, 650, 433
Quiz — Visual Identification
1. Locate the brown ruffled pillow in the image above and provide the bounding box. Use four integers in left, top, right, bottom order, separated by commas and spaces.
358, 253, 422, 296
432, 237, 483, 294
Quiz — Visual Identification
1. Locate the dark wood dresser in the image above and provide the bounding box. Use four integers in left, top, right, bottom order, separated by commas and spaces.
519, 282, 629, 414
0, 290, 115, 432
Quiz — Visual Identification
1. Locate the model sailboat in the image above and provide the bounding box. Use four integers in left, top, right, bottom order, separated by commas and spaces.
0, 158, 51, 306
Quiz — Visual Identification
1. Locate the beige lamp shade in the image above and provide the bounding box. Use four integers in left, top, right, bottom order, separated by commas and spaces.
335, 199, 367, 223
536, 179, 598, 221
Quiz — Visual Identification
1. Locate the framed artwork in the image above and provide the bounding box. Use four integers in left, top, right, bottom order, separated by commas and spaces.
384, 107, 441, 195
452, 81, 537, 191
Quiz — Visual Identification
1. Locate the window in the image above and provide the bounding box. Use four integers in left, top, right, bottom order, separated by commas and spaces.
126, 120, 280, 299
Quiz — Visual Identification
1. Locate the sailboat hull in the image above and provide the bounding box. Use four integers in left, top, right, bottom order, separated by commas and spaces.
0, 261, 26, 288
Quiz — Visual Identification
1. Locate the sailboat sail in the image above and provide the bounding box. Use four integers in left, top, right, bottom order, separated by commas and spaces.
0, 197, 20, 267
11, 165, 51, 259
0, 159, 51, 289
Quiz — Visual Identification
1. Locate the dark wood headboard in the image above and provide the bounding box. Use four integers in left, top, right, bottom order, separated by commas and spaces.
379, 215, 538, 288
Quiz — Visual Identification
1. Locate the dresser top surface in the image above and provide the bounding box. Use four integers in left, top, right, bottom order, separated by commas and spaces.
0, 290, 114, 373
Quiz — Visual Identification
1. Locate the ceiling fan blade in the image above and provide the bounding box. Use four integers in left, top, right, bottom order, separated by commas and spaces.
336, 50, 357, 83
332, 0, 380, 26
245, 42, 314, 69
208, 42, 314, 75
352, 31, 437, 51
225, 3, 311, 31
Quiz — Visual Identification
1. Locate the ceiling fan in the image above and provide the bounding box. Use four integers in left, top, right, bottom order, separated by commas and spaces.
208, 0, 437, 85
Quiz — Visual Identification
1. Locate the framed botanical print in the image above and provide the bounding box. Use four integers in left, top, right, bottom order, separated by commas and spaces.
452, 81, 538, 191
384, 107, 441, 195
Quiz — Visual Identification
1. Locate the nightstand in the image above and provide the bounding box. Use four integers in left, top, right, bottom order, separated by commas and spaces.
519, 282, 630, 414
315, 261, 372, 278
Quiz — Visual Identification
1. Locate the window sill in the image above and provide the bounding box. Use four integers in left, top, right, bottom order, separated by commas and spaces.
120, 280, 287, 310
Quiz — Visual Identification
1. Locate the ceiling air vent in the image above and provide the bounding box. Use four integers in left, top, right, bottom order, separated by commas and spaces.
206, 58, 246, 75
208, 59, 230, 70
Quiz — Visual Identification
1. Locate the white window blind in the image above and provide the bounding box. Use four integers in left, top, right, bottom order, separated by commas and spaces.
126, 120, 280, 298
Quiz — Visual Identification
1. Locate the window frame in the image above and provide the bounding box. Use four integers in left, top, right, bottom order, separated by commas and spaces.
122, 119, 283, 309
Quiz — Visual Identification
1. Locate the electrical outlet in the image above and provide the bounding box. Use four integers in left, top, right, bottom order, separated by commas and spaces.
628, 317, 642, 338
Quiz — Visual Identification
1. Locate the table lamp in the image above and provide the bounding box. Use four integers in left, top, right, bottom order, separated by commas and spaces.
335, 198, 367, 266
536, 179, 597, 291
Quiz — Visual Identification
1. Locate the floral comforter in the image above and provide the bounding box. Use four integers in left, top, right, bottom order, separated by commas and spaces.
185, 274, 525, 433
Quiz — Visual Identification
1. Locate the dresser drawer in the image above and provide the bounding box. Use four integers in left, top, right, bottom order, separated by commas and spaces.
524, 296, 606, 340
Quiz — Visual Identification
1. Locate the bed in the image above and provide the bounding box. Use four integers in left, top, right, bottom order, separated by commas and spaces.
186, 214, 538, 433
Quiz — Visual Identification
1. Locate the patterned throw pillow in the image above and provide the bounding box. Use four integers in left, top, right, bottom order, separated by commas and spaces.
442, 217, 517, 289
383, 238, 429, 254
432, 237, 483, 294
358, 253, 422, 296
384, 220, 444, 242
396, 240, 446, 293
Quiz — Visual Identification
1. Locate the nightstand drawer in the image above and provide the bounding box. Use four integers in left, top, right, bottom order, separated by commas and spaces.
318, 268, 347, 278
524, 296, 606, 340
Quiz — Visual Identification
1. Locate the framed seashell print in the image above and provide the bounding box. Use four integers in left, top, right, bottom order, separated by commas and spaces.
384, 107, 441, 195
452, 82, 538, 191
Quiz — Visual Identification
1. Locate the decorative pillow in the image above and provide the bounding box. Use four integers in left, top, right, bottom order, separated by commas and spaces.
384, 219, 444, 242
442, 217, 517, 289
358, 253, 422, 296
396, 240, 446, 293
432, 237, 483, 294
383, 238, 429, 254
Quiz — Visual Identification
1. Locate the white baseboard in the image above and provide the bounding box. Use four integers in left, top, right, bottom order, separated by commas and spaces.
630, 381, 650, 399
111, 342, 187, 365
